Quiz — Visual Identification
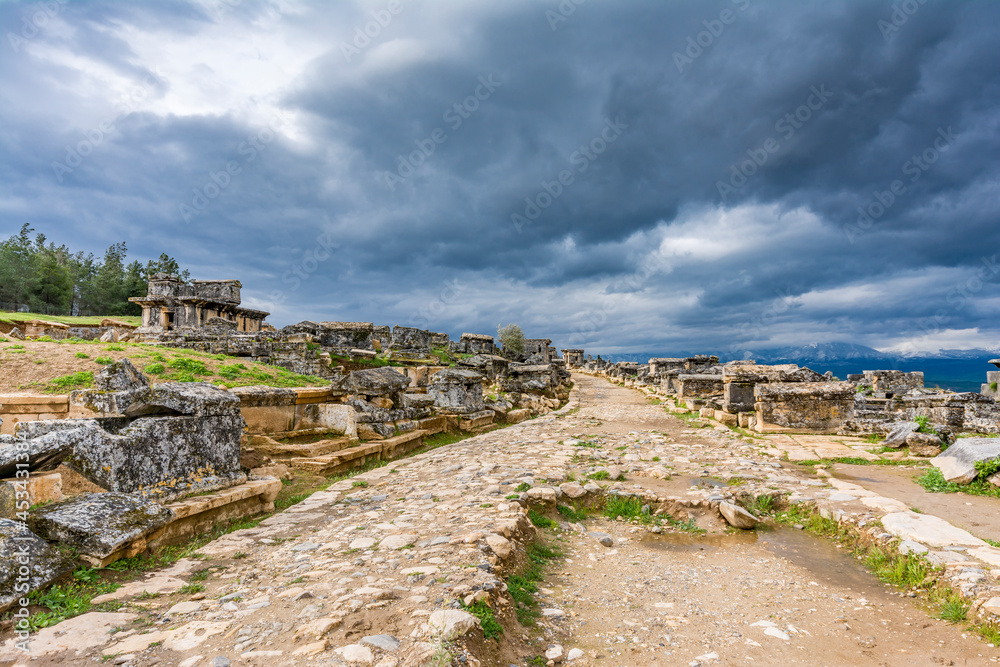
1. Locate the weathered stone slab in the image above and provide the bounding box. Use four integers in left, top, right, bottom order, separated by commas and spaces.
94, 358, 149, 392
28, 492, 175, 562
881, 512, 987, 548
931, 437, 1000, 484
0, 518, 73, 613
883, 421, 918, 448
72, 381, 240, 418
428, 368, 485, 414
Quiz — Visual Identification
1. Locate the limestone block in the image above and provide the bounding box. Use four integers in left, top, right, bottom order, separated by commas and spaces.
931, 437, 1000, 483
28, 492, 175, 563
0, 518, 73, 613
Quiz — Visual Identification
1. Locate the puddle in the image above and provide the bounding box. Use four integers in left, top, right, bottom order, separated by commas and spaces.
689, 477, 728, 488
639, 531, 757, 552
640, 526, 887, 596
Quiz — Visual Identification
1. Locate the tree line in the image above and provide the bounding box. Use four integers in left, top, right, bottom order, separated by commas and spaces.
0, 224, 189, 316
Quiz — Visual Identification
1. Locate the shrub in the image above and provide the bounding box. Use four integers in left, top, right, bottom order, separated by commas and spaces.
497, 323, 525, 357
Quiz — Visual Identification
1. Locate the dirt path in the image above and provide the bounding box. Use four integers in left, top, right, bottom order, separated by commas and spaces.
2, 374, 996, 666
534, 376, 992, 666
828, 463, 1000, 545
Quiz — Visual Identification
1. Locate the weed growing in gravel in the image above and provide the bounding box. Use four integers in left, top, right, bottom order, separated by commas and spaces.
462, 600, 503, 640
556, 504, 588, 522
864, 547, 930, 588
974, 622, 1000, 645
21, 567, 122, 631
603, 495, 645, 521
515, 482, 532, 492
744, 494, 776, 515
933, 589, 970, 622
506, 542, 562, 626
587, 470, 611, 481
178, 583, 205, 595
528, 509, 557, 529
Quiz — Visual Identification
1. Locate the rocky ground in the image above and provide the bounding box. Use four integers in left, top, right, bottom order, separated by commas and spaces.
2, 374, 999, 666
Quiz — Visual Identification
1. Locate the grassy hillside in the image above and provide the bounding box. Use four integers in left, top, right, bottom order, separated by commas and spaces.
0, 311, 142, 327
0, 338, 326, 394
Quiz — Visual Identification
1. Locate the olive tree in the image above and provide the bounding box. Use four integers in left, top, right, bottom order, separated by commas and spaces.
497, 323, 525, 358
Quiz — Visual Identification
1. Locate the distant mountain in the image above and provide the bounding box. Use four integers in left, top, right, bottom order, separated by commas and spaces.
598, 342, 997, 393
752, 342, 889, 363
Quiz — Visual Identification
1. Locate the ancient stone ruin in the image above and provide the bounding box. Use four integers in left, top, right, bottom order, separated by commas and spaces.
131, 273, 269, 334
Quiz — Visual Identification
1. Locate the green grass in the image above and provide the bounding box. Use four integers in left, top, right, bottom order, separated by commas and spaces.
604, 495, 646, 521
44, 371, 93, 393
556, 504, 588, 522
21, 567, 122, 631
94, 356, 113, 365
462, 600, 503, 640
178, 583, 205, 595
864, 547, 930, 588
506, 542, 561, 626
514, 482, 532, 493
915, 415, 940, 436
973, 622, 1000, 645
0, 312, 141, 327
743, 494, 776, 515
587, 470, 611, 480
916, 466, 1000, 499
795, 457, 925, 468
528, 509, 557, 529
74, 352, 89, 359
933, 589, 970, 623
144, 362, 165, 375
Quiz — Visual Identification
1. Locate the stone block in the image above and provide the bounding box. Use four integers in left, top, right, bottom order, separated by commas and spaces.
723, 382, 756, 413
931, 437, 1000, 483
459, 410, 494, 431
677, 375, 723, 400
754, 381, 855, 432
0, 518, 73, 613
428, 368, 485, 414
28, 493, 175, 565
0, 472, 62, 520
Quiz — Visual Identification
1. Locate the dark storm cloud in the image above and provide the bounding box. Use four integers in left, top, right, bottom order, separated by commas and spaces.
1, 0, 998, 354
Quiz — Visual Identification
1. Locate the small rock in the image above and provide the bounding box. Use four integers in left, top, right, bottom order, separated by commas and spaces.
485, 533, 512, 559
719, 501, 757, 530
545, 644, 564, 662
906, 432, 944, 457
166, 601, 203, 615
361, 634, 402, 652
567, 648, 585, 661
212, 658, 232, 667
588, 531, 614, 547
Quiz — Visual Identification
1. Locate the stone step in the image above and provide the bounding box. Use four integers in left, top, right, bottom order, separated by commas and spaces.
250, 435, 357, 459
288, 430, 428, 476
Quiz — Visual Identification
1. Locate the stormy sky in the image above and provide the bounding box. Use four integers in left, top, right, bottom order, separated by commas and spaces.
2, 0, 998, 357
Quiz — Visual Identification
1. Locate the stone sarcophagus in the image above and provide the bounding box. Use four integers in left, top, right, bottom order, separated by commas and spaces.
754, 381, 855, 433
